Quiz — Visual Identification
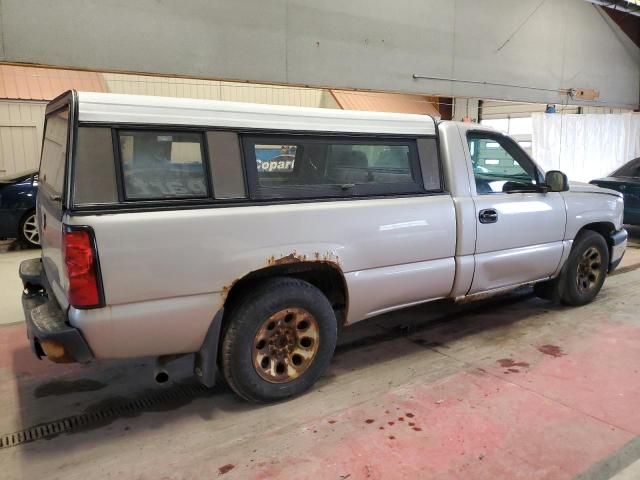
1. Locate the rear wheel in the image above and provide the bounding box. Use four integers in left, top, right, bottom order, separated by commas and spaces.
221, 277, 337, 403
18, 210, 40, 248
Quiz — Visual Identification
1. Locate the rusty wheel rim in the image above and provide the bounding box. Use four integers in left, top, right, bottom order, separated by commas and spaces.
576, 246, 602, 294
252, 307, 320, 383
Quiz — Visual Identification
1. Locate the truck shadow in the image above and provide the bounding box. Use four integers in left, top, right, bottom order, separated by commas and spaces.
626, 224, 640, 247
0, 239, 37, 252
8, 287, 560, 453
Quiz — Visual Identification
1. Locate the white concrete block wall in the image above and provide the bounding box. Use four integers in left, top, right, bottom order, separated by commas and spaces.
0, 101, 46, 176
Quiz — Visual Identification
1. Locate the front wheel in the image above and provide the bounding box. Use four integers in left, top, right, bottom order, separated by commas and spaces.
559, 230, 609, 306
220, 277, 337, 403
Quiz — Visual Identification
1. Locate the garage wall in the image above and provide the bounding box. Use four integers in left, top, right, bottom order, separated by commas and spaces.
481, 100, 631, 120
0, 101, 45, 176
103, 74, 338, 108
0, 71, 340, 176
1, 0, 638, 108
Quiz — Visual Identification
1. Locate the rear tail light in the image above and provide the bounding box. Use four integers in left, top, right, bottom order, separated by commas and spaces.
63, 227, 102, 308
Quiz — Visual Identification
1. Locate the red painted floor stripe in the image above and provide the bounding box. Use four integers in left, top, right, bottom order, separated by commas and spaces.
242, 322, 640, 479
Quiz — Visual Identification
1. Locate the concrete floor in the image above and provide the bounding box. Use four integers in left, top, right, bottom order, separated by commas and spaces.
1, 234, 640, 479
0, 242, 38, 327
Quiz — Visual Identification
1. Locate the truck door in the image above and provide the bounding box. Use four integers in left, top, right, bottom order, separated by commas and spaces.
464, 129, 566, 294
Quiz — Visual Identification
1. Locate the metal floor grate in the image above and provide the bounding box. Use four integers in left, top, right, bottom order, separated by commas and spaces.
0, 382, 211, 449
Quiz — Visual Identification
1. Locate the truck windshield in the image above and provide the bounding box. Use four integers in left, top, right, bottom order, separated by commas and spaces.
40, 107, 70, 202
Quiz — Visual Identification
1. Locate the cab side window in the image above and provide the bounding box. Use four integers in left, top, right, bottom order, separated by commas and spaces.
118, 131, 209, 201
467, 133, 540, 194
243, 135, 433, 199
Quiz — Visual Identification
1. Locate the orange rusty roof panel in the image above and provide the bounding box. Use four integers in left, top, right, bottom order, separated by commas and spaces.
330, 89, 440, 117
0, 65, 107, 101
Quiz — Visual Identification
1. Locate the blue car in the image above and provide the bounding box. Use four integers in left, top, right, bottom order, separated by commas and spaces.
590, 157, 640, 226
0, 169, 39, 247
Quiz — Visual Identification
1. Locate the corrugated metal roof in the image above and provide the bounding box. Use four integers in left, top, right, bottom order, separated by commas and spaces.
331, 90, 440, 117
0, 65, 107, 101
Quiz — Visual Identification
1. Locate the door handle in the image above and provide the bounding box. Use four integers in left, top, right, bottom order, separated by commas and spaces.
479, 208, 498, 224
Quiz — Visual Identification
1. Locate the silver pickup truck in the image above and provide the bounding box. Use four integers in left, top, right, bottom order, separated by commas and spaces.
20, 91, 627, 402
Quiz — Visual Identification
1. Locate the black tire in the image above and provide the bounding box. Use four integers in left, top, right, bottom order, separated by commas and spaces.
558, 230, 609, 306
18, 210, 40, 248
220, 277, 337, 403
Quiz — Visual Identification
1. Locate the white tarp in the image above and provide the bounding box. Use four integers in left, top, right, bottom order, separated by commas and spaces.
532, 113, 640, 182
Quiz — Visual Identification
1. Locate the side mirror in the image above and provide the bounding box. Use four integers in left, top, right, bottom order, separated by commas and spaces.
545, 170, 569, 192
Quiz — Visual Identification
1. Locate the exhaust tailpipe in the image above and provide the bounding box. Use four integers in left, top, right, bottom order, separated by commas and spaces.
153, 353, 186, 384
154, 369, 169, 384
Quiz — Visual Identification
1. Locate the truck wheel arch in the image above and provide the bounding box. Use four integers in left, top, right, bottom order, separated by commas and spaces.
535, 222, 618, 303
223, 261, 348, 323
575, 221, 616, 257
